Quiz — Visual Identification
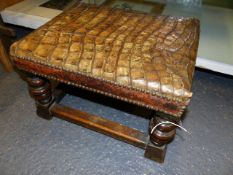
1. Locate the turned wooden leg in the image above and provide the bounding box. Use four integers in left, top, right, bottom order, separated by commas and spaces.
145, 114, 179, 163
26, 74, 54, 119
0, 39, 13, 72
149, 116, 178, 146
0, 15, 15, 72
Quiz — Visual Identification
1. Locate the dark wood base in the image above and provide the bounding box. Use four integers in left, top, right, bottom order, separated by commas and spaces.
51, 104, 148, 149
50, 103, 168, 163
144, 142, 166, 163
24, 73, 179, 163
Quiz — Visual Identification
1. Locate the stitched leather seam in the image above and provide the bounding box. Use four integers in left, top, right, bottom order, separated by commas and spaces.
11, 54, 191, 104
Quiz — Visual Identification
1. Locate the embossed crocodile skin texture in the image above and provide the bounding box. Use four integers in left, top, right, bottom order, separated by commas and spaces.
10, 4, 200, 102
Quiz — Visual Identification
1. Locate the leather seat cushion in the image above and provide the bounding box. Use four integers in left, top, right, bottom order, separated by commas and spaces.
10, 4, 200, 116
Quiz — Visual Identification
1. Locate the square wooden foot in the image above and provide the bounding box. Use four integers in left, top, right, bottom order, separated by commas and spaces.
36, 102, 54, 120
144, 141, 166, 163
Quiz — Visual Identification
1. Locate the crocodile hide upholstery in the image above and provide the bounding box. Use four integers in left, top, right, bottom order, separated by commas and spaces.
10, 4, 200, 116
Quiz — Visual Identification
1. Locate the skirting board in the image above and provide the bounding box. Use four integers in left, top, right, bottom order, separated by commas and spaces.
196, 57, 233, 76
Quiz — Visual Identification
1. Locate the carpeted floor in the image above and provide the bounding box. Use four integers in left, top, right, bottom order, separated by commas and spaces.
0, 63, 233, 175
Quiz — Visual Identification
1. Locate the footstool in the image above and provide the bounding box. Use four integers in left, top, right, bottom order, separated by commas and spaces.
10, 4, 200, 163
